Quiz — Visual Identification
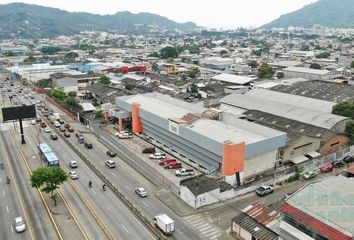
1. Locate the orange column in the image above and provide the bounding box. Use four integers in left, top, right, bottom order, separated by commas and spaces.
131, 102, 143, 134
118, 118, 123, 131
222, 142, 245, 176
105, 111, 109, 127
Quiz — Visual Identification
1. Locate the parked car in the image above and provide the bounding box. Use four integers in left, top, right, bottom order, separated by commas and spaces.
68, 171, 79, 180
105, 160, 116, 168
158, 158, 174, 165
116, 132, 132, 139
14, 216, 26, 233
320, 163, 333, 173
50, 134, 58, 140
40, 122, 46, 128
331, 160, 344, 168
64, 123, 70, 129
60, 127, 66, 132
255, 185, 274, 196
165, 162, 182, 169
75, 133, 82, 138
106, 150, 116, 157
69, 160, 78, 168
142, 146, 156, 154
135, 187, 148, 198
35, 118, 41, 123
58, 119, 64, 124
30, 119, 36, 125
77, 136, 84, 143
68, 127, 74, 132
44, 127, 51, 133
150, 153, 166, 160
175, 168, 194, 177
343, 156, 354, 164
84, 142, 93, 149
303, 171, 317, 180
64, 132, 70, 138
54, 121, 60, 128
163, 160, 177, 168
161, 159, 176, 167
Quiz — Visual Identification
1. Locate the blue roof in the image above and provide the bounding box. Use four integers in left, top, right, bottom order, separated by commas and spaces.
44, 152, 58, 162
68, 63, 102, 73
38, 143, 52, 154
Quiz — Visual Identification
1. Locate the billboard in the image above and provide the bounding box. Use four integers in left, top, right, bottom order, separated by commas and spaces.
2, 105, 36, 122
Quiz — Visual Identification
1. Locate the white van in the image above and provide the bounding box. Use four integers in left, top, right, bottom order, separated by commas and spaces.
54, 121, 60, 128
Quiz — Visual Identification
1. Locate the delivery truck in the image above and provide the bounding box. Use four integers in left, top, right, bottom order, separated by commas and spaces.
153, 213, 175, 235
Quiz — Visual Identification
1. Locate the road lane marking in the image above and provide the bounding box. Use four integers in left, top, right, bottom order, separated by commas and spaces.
125, 185, 131, 190
121, 224, 129, 233
207, 232, 221, 239
141, 200, 148, 207
6, 205, 9, 213
106, 207, 111, 212
111, 172, 116, 177
3, 190, 5, 197
11, 225, 13, 233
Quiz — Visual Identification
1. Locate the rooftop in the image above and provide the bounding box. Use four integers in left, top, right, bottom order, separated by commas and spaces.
283, 67, 331, 75
180, 175, 232, 196
285, 176, 354, 238
271, 80, 354, 102
211, 73, 257, 85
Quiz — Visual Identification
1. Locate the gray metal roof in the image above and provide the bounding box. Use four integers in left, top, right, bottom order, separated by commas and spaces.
286, 176, 354, 237
221, 91, 348, 130
283, 67, 331, 75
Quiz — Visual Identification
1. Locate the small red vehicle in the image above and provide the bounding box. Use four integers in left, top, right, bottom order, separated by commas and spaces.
320, 163, 333, 173
165, 162, 182, 169
40, 122, 46, 128
64, 123, 70, 129
68, 127, 74, 132
158, 158, 174, 166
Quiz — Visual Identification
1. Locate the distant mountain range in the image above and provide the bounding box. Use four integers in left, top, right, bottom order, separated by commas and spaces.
0, 3, 198, 39
262, 0, 354, 29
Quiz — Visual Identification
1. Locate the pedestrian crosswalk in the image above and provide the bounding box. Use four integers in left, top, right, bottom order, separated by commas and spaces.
185, 214, 222, 240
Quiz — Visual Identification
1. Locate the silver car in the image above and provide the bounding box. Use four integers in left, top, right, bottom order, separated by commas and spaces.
135, 187, 148, 197
14, 216, 26, 233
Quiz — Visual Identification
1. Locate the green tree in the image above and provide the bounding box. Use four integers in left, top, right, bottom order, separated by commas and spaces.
99, 76, 111, 85
258, 63, 274, 79
35, 79, 54, 88
300, 44, 310, 51
316, 52, 330, 59
148, 52, 159, 58
24, 55, 36, 63
220, 50, 228, 56
125, 84, 135, 91
68, 91, 77, 98
188, 67, 200, 78
159, 46, 178, 59
248, 60, 258, 69
310, 63, 321, 69
40, 46, 62, 55
95, 110, 104, 119
5, 51, 15, 57
332, 101, 354, 118
166, 57, 174, 63
151, 62, 159, 71
351, 61, 354, 68
345, 120, 354, 145
30, 167, 68, 206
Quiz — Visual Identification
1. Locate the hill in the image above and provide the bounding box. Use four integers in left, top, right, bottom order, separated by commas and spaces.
262, 0, 354, 29
0, 3, 198, 39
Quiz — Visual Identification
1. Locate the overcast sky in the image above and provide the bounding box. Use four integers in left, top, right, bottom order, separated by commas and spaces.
2, 0, 317, 29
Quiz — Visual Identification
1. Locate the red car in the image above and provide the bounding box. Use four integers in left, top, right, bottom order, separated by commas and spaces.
158, 158, 174, 166
165, 162, 182, 169
60, 127, 66, 132
64, 123, 70, 129
320, 163, 333, 173
68, 127, 74, 132
163, 160, 177, 168
40, 122, 46, 128
75, 133, 82, 138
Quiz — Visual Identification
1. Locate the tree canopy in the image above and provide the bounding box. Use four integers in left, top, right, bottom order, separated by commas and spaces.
35, 78, 54, 88
30, 167, 68, 206
99, 76, 111, 85
351, 61, 354, 68
345, 120, 354, 145
315, 52, 330, 59
188, 67, 200, 78
258, 63, 274, 79
40, 46, 62, 55
159, 46, 178, 59
310, 63, 321, 69
332, 101, 354, 118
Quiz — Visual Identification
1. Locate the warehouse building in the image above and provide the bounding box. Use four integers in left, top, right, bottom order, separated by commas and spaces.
114, 93, 286, 186
282, 67, 336, 81
220, 89, 349, 133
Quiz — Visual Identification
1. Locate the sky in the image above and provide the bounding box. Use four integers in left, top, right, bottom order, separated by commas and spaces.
2, 0, 317, 29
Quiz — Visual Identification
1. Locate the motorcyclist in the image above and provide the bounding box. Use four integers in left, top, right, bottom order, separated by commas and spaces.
102, 184, 106, 191
6, 177, 10, 184
89, 180, 92, 188
0, 163, 4, 169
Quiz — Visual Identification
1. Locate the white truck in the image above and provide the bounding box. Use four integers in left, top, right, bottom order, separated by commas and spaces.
149, 152, 166, 160
53, 112, 60, 120
153, 213, 174, 235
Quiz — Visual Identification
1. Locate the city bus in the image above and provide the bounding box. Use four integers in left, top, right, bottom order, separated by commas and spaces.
37, 143, 59, 167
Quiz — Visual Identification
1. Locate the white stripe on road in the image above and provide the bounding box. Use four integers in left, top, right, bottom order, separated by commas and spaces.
6, 205, 9, 213
185, 215, 200, 221
206, 231, 221, 238
11, 225, 14, 233
125, 185, 131, 190
121, 224, 129, 233
111, 172, 116, 177
198, 224, 213, 232
202, 228, 219, 235
195, 223, 209, 230
2, 190, 5, 197
190, 218, 204, 225
106, 207, 111, 212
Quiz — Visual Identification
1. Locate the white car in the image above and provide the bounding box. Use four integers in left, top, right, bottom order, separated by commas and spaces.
69, 160, 78, 168
14, 216, 26, 233
30, 119, 36, 125
105, 159, 116, 168
44, 127, 51, 133
149, 153, 166, 160
54, 121, 60, 128
135, 187, 148, 197
68, 171, 79, 180
303, 171, 317, 180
